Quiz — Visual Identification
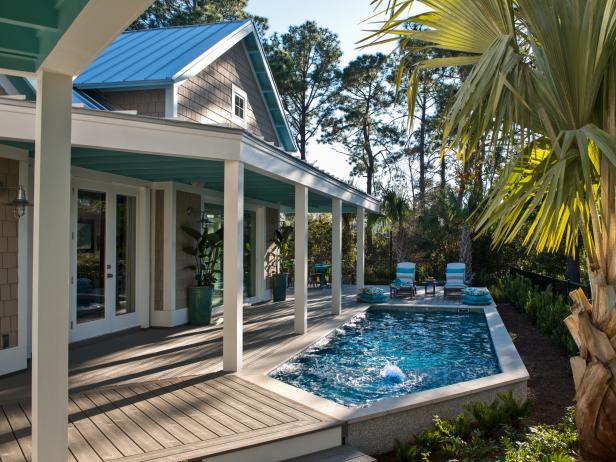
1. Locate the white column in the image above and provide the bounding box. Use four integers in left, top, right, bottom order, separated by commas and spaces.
294, 184, 308, 334
356, 207, 365, 290
32, 71, 72, 462
255, 206, 267, 301
332, 199, 342, 315
223, 161, 244, 372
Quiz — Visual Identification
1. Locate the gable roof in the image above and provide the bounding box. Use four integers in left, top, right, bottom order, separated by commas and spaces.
73, 20, 296, 152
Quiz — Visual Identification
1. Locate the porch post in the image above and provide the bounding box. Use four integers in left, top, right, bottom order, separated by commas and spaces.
223, 160, 244, 372
332, 198, 342, 315
294, 184, 308, 334
356, 206, 365, 290
32, 71, 72, 461
255, 206, 267, 301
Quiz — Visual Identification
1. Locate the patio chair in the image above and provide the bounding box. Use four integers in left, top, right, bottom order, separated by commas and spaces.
444, 262, 468, 297
390, 262, 417, 297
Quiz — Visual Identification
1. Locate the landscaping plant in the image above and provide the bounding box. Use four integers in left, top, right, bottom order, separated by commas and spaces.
371, 1, 616, 458
394, 394, 576, 462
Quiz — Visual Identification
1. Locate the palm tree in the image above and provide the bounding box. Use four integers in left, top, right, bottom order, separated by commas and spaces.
370, 1, 616, 459
369, 190, 411, 266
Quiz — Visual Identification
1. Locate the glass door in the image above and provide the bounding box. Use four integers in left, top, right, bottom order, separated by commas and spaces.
75, 190, 107, 327
71, 185, 139, 342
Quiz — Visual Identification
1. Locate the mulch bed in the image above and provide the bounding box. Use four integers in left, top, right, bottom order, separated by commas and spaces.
375, 302, 575, 461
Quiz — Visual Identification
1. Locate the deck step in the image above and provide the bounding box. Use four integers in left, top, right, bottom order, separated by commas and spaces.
201, 423, 343, 462
282, 445, 376, 462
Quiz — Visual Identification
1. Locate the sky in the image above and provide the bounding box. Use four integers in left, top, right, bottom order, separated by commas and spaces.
245, 0, 399, 186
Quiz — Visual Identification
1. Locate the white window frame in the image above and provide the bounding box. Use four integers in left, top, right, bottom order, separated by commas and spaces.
231, 84, 247, 127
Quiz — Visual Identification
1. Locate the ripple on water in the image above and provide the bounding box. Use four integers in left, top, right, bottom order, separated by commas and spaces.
270, 309, 501, 407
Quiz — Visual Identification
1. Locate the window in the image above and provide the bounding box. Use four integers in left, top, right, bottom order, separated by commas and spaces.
234, 93, 245, 120
231, 85, 247, 126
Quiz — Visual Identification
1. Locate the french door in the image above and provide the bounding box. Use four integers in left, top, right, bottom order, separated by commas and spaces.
70, 180, 140, 342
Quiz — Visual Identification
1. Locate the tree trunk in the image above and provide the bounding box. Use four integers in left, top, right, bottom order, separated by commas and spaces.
418, 86, 427, 210
459, 225, 472, 274
299, 102, 307, 161
363, 122, 374, 252
566, 67, 616, 462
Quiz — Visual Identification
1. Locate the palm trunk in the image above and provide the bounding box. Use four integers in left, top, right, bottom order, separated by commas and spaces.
566, 66, 616, 461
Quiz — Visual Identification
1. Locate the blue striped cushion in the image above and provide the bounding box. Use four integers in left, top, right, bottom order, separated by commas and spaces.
447, 268, 465, 273
397, 266, 414, 274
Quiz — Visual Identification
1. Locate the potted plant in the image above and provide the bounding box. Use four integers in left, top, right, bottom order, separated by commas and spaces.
181, 221, 223, 325
267, 225, 293, 302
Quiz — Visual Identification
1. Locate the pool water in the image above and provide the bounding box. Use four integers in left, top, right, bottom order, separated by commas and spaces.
270, 309, 501, 407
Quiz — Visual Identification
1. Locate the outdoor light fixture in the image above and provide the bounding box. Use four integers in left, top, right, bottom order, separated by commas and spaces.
0, 183, 32, 219
12, 185, 31, 219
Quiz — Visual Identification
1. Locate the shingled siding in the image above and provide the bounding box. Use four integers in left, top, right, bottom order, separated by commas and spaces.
0, 158, 19, 350
177, 42, 278, 145
99, 89, 166, 117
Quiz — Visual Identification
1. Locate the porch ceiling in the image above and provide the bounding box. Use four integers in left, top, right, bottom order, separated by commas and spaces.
71, 148, 356, 213
0, 0, 87, 73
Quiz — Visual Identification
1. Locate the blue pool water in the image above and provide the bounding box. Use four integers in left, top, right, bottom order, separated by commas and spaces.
270, 309, 501, 407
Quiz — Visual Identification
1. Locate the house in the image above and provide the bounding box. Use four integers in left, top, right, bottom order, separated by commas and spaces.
0, 4, 377, 460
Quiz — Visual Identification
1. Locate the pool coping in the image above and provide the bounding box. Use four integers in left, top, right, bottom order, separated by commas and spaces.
237, 299, 530, 425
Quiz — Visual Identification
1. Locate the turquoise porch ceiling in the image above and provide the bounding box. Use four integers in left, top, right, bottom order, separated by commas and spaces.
70, 148, 353, 213
0, 1, 90, 74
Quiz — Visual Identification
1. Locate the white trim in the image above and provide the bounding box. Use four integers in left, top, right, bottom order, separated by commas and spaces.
231, 84, 248, 128
0, 101, 379, 212
222, 160, 244, 372
137, 186, 150, 329
69, 176, 147, 342
294, 184, 308, 334
164, 83, 179, 119
0, 145, 29, 376
241, 41, 280, 142
163, 182, 176, 312
255, 207, 267, 302
240, 23, 298, 152
173, 21, 253, 81
150, 307, 188, 327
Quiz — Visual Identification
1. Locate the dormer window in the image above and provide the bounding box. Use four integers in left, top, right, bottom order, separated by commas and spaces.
232, 85, 247, 127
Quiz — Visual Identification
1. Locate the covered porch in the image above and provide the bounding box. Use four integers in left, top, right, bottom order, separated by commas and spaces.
0, 2, 379, 459
0, 49, 378, 462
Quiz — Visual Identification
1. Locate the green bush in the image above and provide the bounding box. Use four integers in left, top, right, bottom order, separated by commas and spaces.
502, 408, 577, 462
394, 398, 577, 462
496, 274, 578, 356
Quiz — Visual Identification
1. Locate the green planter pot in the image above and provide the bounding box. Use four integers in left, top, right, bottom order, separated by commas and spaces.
187, 286, 213, 325
271, 273, 288, 302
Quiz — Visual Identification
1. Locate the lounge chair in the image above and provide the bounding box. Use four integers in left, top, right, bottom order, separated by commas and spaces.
444, 262, 468, 297
390, 262, 417, 297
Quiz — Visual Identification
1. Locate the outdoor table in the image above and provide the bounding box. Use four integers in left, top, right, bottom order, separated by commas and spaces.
418, 280, 437, 296
313, 263, 331, 288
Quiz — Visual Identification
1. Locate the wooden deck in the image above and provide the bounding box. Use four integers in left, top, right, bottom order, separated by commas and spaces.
0, 287, 362, 462
0, 374, 337, 462
0, 285, 460, 461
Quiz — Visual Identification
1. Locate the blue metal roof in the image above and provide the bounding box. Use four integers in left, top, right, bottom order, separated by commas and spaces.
73, 20, 296, 152
72, 88, 110, 110
74, 20, 251, 88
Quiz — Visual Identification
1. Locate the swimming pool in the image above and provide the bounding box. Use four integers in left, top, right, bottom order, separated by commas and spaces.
270, 308, 501, 407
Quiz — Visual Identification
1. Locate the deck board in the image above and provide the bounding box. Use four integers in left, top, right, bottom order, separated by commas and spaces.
0, 287, 381, 461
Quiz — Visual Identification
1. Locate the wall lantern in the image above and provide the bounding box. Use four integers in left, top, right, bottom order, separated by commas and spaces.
1, 184, 32, 219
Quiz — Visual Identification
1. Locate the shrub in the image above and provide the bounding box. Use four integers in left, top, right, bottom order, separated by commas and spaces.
394, 401, 577, 462
502, 408, 577, 462
464, 392, 531, 437
496, 274, 578, 356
